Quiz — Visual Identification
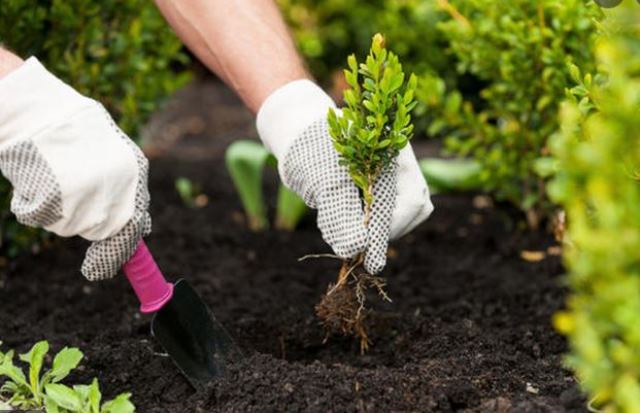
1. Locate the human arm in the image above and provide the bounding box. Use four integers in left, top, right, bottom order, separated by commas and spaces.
154, 0, 434, 273
153, 0, 307, 114
0, 47, 23, 79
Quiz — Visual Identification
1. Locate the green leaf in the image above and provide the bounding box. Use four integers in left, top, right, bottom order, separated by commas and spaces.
44, 395, 61, 413
102, 393, 135, 413
377, 139, 391, 149
347, 54, 358, 73
45, 383, 82, 411
533, 156, 558, 178
88, 378, 102, 413
50, 347, 83, 383
19, 341, 48, 390
568, 63, 581, 83
225, 140, 272, 231
362, 99, 375, 112
389, 72, 404, 93
274, 185, 308, 232
0, 351, 28, 388
74, 383, 91, 402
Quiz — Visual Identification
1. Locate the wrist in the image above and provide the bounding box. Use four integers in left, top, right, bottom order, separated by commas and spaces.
0, 48, 24, 79
256, 79, 336, 160
0, 57, 94, 145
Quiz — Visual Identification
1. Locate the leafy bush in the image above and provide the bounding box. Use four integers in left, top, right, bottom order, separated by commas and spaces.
420, 0, 602, 227
550, 5, 640, 410
277, 0, 451, 84
0, 340, 135, 412
0, 0, 190, 257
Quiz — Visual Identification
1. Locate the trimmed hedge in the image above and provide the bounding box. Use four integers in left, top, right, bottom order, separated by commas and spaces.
550, 4, 640, 410
420, 0, 602, 227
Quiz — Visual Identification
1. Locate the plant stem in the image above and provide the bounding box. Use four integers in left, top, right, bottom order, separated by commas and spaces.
436, 0, 472, 30
362, 170, 378, 229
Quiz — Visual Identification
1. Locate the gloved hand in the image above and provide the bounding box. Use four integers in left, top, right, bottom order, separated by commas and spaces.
0, 57, 150, 281
257, 80, 433, 274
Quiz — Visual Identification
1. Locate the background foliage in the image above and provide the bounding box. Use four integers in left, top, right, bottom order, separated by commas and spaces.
278, 0, 452, 84
0, 0, 189, 256
550, 4, 640, 410
419, 0, 602, 227
281, 0, 603, 227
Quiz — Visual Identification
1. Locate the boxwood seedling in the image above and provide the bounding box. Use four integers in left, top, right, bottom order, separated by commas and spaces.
318, 33, 418, 351
0, 340, 135, 413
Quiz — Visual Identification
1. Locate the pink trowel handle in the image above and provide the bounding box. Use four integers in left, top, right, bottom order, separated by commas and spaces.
123, 240, 174, 314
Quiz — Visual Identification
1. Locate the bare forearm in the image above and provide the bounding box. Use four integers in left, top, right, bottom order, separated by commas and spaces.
0, 47, 24, 79
154, 0, 309, 113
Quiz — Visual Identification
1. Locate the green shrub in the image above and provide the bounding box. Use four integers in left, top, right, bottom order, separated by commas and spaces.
0, 0, 190, 257
277, 0, 451, 84
550, 5, 640, 410
420, 0, 602, 227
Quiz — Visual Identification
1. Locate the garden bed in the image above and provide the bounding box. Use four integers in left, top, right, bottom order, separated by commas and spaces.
0, 80, 586, 412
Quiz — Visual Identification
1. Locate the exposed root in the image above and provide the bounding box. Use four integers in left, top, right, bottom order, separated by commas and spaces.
315, 256, 391, 353
297, 253, 343, 262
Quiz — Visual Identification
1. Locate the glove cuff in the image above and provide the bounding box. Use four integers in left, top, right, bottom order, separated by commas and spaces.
256, 79, 336, 161
0, 57, 94, 146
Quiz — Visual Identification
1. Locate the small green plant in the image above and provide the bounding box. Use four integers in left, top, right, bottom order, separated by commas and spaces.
225, 140, 308, 232
274, 185, 309, 231
0, 340, 135, 413
328, 33, 417, 219
318, 34, 417, 351
175, 177, 208, 209
549, 4, 640, 410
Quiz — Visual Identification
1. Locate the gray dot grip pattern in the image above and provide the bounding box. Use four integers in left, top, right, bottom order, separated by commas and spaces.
282, 118, 398, 274
0, 140, 63, 227
81, 107, 151, 281
363, 162, 398, 274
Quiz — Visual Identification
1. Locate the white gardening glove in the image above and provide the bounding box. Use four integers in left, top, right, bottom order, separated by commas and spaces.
0, 57, 150, 281
257, 80, 434, 274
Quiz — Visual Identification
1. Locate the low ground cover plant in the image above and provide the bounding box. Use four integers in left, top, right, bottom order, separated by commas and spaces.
312, 34, 417, 351
550, 5, 640, 410
0, 340, 135, 413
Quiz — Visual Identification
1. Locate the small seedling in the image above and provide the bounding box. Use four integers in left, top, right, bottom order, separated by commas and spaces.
275, 185, 309, 231
318, 33, 418, 351
225, 140, 308, 231
0, 340, 135, 413
175, 177, 208, 209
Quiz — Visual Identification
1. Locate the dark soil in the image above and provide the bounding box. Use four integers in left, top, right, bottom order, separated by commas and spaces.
0, 79, 586, 412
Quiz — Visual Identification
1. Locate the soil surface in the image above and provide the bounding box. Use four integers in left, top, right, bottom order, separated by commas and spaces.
0, 79, 587, 412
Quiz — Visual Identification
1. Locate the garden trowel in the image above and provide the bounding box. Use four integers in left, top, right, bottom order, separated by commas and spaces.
122, 240, 241, 390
